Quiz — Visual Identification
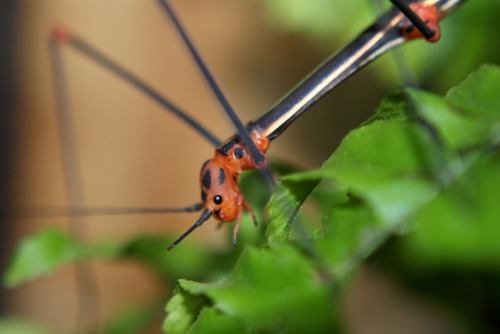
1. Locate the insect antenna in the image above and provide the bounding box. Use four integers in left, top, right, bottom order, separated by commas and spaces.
167, 208, 212, 250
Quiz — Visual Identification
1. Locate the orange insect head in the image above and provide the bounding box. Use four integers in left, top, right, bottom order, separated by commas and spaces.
201, 127, 269, 220
200, 159, 242, 222
167, 127, 267, 250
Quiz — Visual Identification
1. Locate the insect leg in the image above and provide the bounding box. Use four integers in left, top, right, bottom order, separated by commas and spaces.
51, 27, 222, 147
157, 0, 275, 191
48, 34, 98, 331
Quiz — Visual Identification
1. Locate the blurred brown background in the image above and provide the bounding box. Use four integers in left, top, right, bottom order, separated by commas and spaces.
1, 0, 489, 333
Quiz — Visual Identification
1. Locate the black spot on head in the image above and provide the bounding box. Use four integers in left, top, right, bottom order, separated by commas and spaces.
201, 190, 207, 202
213, 195, 223, 205
202, 169, 211, 190
218, 168, 226, 185
234, 147, 244, 159
214, 209, 220, 216
405, 25, 414, 34
219, 137, 240, 156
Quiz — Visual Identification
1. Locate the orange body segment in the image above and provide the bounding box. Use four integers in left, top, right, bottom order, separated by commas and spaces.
403, 3, 442, 42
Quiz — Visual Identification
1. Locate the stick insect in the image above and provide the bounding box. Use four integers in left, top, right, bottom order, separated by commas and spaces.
3, 0, 476, 331
41, 0, 466, 252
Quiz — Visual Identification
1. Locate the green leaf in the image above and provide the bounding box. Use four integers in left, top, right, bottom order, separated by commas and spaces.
167, 244, 339, 333
3, 229, 123, 288
400, 151, 500, 269
189, 308, 247, 334
4, 230, 234, 288
3, 229, 83, 287
316, 200, 380, 275
324, 120, 444, 224
266, 65, 500, 277
387, 65, 500, 270
446, 64, 500, 117
402, 74, 500, 150
265, 170, 321, 242
163, 288, 210, 334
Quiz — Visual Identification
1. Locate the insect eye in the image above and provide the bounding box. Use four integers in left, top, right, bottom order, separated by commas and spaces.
234, 147, 244, 159
213, 195, 223, 205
